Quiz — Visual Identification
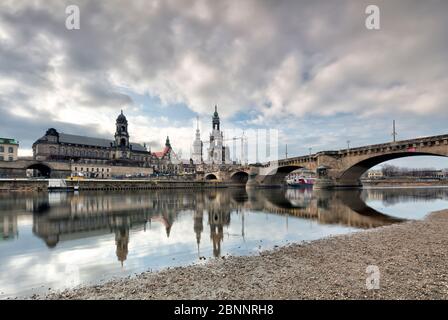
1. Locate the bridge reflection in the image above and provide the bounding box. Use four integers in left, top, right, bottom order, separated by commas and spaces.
1, 187, 446, 264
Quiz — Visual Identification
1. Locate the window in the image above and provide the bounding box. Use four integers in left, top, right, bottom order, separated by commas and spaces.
8, 147, 13, 154
8, 156, 13, 161
0, 156, 4, 161
75, 167, 78, 171
0, 146, 4, 152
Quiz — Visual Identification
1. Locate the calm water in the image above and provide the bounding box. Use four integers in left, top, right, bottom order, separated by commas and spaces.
1, 187, 448, 298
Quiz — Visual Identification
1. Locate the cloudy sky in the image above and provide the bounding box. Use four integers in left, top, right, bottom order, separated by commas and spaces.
1, 0, 447, 168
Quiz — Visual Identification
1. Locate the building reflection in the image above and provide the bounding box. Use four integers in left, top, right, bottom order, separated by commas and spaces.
2, 187, 448, 263
115, 226, 129, 266
193, 209, 203, 256
208, 208, 231, 257
0, 214, 18, 241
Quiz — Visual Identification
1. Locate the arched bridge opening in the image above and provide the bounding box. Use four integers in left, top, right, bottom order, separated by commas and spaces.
205, 173, 218, 181
339, 152, 448, 184
261, 165, 306, 186
230, 171, 249, 185
26, 163, 52, 178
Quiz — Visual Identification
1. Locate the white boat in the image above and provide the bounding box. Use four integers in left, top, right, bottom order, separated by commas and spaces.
48, 179, 78, 192
286, 176, 315, 188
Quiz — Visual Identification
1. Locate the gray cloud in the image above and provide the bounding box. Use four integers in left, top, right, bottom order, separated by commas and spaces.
1, 0, 448, 159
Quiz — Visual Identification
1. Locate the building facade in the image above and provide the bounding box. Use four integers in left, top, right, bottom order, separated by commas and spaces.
0, 138, 19, 162
31, 111, 188, 177
33, 111, 152, 164
207, 106, 231, 165
152, 136, 182, 175
367, 170, 384, 179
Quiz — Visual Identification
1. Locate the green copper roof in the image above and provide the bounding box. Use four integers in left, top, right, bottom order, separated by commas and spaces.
0, 138, 19, 145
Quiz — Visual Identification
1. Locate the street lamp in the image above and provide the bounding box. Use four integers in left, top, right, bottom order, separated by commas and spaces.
347, 140, 351, 150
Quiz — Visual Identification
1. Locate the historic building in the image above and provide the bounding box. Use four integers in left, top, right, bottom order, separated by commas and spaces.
207, 106, 231, 165
191, 117, 203, 164
31, 111, 186, 177
33, 111, 152, 164
152, 136, 182, 175
0, 137, 19, 162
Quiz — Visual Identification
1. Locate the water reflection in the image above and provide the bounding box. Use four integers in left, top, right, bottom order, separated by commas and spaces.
1, 187, 448, 297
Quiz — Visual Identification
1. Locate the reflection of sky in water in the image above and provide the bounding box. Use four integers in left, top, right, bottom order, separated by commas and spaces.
1, 188, 447, 298
364, 188, 448, 220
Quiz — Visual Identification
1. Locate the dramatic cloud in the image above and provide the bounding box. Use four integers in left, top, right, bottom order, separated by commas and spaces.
0, 0, 447, 165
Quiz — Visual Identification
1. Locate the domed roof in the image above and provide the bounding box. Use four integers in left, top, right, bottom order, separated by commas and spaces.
45, 128, 59, 137
116, 110, 128, 124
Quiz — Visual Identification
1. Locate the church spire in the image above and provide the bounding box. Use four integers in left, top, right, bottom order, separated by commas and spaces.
212, 105, 220, 131
165, 136, 171, 148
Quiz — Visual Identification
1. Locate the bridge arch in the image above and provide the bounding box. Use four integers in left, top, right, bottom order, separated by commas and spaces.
339, 152, 447, 184
205, 173, 218, 180
230, 171, 249, 185
26, 162, 52, 178
261, 165, 306, 186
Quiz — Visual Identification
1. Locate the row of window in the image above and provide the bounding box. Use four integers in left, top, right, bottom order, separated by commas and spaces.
0, 146, 14, 153
74, 167, 111, 173
50, 147, 111, 158
0, 156, 14, 161
50, 147, 149, 162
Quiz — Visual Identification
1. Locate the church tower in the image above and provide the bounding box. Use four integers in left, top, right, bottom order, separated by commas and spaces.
212, 105, 220, 131
114, 110, 130, 159
192, 117, 203, 164
207, 105, 231, 165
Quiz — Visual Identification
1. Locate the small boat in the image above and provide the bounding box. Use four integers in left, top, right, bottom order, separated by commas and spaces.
48, 179, 78, 192
286, 176, 315, 188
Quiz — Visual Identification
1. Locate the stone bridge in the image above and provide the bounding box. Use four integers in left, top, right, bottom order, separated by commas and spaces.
203, 167, 251, 185
0, 160, 70, 178
246, 133, 448, 189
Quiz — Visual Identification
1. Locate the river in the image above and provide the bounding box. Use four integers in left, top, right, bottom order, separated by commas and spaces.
1, 187, 448, 298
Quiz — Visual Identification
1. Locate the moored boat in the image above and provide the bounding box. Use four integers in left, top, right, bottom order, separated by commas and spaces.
286, 176, 315, 188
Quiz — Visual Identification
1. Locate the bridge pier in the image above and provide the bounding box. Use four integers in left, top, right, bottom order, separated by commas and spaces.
314, 178, 362, 189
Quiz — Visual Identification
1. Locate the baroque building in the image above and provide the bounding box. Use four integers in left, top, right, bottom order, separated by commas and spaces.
33, 111, 151, 164
32, 111, 183, 176
207, 106, 231, 165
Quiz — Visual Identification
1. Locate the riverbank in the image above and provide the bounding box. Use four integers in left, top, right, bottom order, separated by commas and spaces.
362, 178, 448, 187
37, 209, 448, 300
0, 178, 231, 192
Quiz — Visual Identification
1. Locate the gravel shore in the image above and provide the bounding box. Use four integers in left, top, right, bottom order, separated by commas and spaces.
40, 210, 448, 300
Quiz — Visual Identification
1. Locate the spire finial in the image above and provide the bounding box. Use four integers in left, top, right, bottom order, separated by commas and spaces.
215, 105, 217, 112
196, 116, 200, 130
